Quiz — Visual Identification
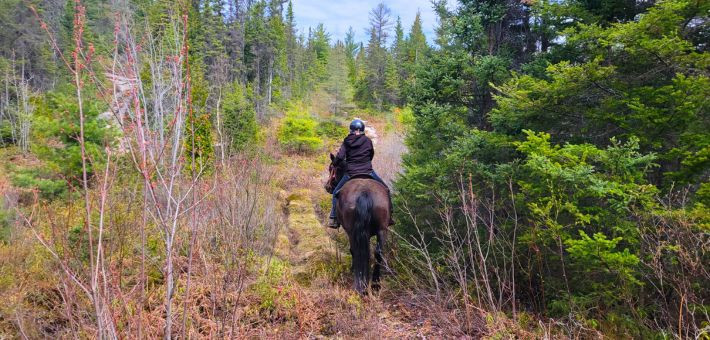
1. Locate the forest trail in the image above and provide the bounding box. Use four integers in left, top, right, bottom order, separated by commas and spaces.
264, 120, 445, 338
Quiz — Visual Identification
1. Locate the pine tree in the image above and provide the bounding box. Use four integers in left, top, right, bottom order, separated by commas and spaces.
406, 12, 428, 64
325, 41, 352, 115
356, 2, 392, 110
200, 0, 229, 85
266, 0, 287, 105
309, 23, 330, 82
390, 16, 405, 106
432, 0, 453, 49
222, 82, 257, 151
244, 1, 269, 117
344, 27, 359, 85
383, 52, 400, 106
285, 0, 297, 98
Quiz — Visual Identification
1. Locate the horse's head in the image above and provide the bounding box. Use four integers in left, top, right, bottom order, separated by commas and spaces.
324, 153, 345, 194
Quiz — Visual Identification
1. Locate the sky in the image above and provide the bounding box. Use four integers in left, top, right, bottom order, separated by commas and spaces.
292, 0, 456, 46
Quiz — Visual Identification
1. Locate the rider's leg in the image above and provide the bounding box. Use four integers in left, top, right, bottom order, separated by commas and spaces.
329, 195, 337, 219
329, 175, 350, 227
369, 171, 387, 188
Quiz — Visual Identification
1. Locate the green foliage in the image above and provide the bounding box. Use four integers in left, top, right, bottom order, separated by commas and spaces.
325, 42, 352, 114
394, 106, 415, 129
316, 119, 346, 140
516, 131, 654, 316
277, 106, 323, 153
310, 24, 330, 66
396, 0, 709, 335
9, 166, 67, 199
492, 0, 710, 186
252, 258, 295, 315
184, 111, 214, 174
28, 86, 110, 194
222, 83, 258, 151
0, 202, 12, 243
566, 231, 641, 290
406, 12, 429, 65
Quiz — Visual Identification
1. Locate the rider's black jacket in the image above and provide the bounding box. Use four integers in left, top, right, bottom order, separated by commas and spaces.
334, 133, 374, 176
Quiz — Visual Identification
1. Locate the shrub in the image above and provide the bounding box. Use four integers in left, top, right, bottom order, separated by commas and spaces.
394, 106, 415, 129
316, 118, 346, 140
252, 258, 295, 316
32, 87, 111, 185
184, 111, 214, 174
222, 83, 257, 151
10, 167, 66, 199
277, 107, 323, 154
0, 205, 11, 243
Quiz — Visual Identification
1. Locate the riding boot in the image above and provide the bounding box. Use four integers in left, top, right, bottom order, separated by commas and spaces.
328, 195, 340, 229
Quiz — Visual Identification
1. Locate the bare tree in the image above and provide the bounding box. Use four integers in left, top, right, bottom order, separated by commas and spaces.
0, 53, 34, 152
369, 3, 392, 48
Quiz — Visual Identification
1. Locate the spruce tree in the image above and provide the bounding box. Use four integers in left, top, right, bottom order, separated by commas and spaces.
406, 12, 428, 64
325, 41, 352, 115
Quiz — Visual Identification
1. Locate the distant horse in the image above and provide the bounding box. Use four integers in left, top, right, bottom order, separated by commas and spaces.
325, 154, 391, 294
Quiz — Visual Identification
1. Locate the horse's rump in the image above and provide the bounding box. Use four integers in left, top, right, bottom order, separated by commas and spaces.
336, 176, 391, 223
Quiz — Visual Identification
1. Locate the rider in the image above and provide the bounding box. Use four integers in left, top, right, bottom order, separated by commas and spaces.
328, 119, 394, 228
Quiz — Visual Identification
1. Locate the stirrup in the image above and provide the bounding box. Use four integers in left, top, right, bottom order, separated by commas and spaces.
327, 218, 340, 229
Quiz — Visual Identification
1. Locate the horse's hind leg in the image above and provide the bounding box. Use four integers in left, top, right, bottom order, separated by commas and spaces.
372, 229, 385, 290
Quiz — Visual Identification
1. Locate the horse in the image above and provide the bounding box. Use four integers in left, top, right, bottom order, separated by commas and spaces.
324, 153, 391, 294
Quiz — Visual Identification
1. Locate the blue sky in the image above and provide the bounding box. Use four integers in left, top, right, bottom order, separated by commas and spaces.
292, 0, 456, 46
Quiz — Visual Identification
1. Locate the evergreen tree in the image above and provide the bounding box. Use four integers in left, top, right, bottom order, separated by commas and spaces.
266, 0, 287, 105
432, 0, 453, 49
284, 0, 298, 98
200, 0, 229, 80
244, 1, 269, 116
390, 16, 405, 106
344, 27, 359, 84
406, 12, 428, 65
356, 2, 393, 110
396, 0, 710, 334
222, 82, 257, 151
325, 41, 352, 115
309, 23, 330, 82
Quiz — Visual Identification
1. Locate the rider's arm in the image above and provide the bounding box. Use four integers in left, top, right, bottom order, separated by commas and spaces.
334, 143, 346, 165
367, 138, 374, 161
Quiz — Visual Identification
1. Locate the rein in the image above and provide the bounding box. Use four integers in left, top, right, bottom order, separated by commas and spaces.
326, 161, 346, 193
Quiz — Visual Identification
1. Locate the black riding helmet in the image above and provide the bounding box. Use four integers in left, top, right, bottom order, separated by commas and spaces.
349, 119, 365, 133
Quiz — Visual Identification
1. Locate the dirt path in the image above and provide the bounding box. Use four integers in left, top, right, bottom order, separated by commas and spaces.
262, 121, 449, 338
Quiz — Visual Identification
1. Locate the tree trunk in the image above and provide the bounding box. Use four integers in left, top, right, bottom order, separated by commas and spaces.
267, 56, 273, 105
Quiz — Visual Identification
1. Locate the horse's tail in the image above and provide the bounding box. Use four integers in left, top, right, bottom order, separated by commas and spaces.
352, 191, 373, 294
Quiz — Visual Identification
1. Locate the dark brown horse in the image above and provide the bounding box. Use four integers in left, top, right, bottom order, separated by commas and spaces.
325, 154, 390, 294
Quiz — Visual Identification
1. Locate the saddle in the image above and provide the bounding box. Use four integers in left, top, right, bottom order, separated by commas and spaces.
347, 173, 389, 192
335, 174, 379, 198
350, 173, 374, 180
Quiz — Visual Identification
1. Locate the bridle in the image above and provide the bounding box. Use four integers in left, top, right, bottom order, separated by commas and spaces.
325, 161, 344, 194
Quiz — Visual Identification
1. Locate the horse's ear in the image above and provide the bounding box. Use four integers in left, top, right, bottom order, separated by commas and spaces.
330, 153, 335, 161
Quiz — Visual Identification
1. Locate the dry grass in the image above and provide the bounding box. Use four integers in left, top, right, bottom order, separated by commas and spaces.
0, 153, 289, 338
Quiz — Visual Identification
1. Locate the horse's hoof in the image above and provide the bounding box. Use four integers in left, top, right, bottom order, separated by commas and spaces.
353, 282, 368, 295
